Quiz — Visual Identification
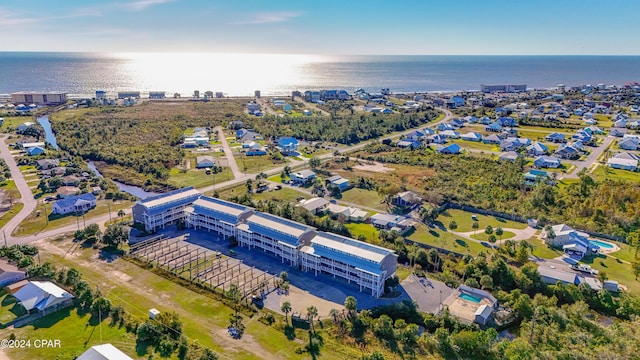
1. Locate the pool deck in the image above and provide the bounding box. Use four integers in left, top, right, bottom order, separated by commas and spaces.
442, 290, 494, 325
590, 240, 620, 254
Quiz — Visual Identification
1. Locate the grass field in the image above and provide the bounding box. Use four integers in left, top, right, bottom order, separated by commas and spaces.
452, 140, 500, 152
345, 222, 379, 242
582, 254, 640, 295
470, 230, 516, 241
32, 237, 367, 360
437, 208, 527, 233
236, 154, 286, 174
0, 202, 24, 229
591, 165, 640, 182
3, 306, 141, 360
166, 167, 233, 189
216, 184, 309, 204
339, 188, 386, 211
12, 200, 133, 237
524, 238, 563, 259
0, 116, 32, 131
0, 180, 21, 199
406, 224, 493, 255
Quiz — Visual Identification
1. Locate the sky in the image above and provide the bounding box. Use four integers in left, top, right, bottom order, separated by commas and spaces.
1, 0, 639, 55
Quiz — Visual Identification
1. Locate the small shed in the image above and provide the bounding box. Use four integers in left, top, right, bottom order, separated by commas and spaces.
149, 308, 161, 319
196, 156, 215, 169
604, 280, 619, 292
474, 304, 494, 325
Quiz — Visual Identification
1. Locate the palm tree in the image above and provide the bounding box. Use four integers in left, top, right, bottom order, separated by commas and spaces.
281, 301, 292, 325
344, 296, 357, 318
329, 308, 340, 323
117, 209, 125, 223
306, 305, 318, 332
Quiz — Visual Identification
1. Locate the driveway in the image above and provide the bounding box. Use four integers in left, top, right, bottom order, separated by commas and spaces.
216, 126, 242, 179
561, 136, 614, 179
401, 274, 454, 314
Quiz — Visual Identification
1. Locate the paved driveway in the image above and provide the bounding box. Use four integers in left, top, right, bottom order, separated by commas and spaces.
401, 274, 454, 314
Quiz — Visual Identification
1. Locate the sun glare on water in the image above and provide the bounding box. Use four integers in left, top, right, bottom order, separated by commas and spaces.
112, 52, 325, 96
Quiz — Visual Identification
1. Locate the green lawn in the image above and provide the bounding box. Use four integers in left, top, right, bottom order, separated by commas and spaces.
591, 165, 640, 182
339, 188, 386, 211
452, 140, 500, 152
0, 202, 24, 229
216, 184, 309, 204
524, 238, 563, 259
13, 200, 133, 237
166, 167, 233, 189
0, 290, 26, 325
406, 224, 493, 255
470, 230, 516, 241
4, 307, 141, 360
1, 180, 21, 199
437, 208, 527, 233
0, 116, 32, 131
345, 222, 379, 242
35, 237, 361, 360
581, 254, 640, 295
237, 155, 286, 174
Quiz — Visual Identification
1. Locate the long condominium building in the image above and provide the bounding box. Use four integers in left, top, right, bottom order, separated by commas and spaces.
11, 91, 68, 105
132, 189, 397, 297
480, 84, 527, 93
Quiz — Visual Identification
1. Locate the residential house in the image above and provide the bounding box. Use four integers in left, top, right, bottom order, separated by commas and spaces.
370, 213, 413, 232
326, 204, 369, 222
482, 134, 502, 144
62, 175, 82, 186
26, 146, 45, 156
196, 156, 215, 169
426, 134, 447, 144
500, 137, 530, 151
485, 122, 503, 132
436, 143, 461, 154
478, 117, 492, 125
13, 281, 74, 312
461, 132, 483, 142
610, 127, 627, 137
608, 152, 639, 171
436, 123, 455, 131
326, 175, 350, 190
524, 169, 549, 185
619, 137, 639, 150
246, 145, 267, 156
278, 137, 299, 154
450, 118, 465, 128
77, 344, 134, 360
572, 130, 593, 144
236, 128, 261, 142
584, 126, 603, 135
537, 266, 579, 286
439, 130, 460, 139
36, 159, 59, 170
0, 259, 26, 287
394, 191, 422, 207
545, 132, 566, 143
246, 102, 261, 113
397, 139, 421, 149
298, 198, 329, 214
16, 122, 35, 133
498, 117, 517, 127
534, 156, 562, 168
290, 169, 316, 184
498, 151, 521, 162
554, 144, 580, 160
52, 193, 97, 215
446, 96, 465, 109
527, 142, 549, 156
614, 119, 627, 128
541, 224, 591, 256
404, 129, 431, 141
56, 186, 79, 198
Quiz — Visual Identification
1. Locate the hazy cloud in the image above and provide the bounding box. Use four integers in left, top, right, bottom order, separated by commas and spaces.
235, 11, 302, 25
0, 7, 37, 28
126, 0, 175, 11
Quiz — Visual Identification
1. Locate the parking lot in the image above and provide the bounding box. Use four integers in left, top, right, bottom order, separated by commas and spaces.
401, 274, 454, 314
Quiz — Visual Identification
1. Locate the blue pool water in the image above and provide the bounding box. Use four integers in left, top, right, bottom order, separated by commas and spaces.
459, 293, 482, 303
590, 240, 614, 249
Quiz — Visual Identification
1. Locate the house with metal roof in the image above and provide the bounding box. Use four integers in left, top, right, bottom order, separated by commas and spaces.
498, 151, 521, 162
461, 132, 483, 142
618, 137, 639, 150
482, 134, 502, 144
541, 224, 591, 256
298, 197, 330, 214
185, 196, 254, 238
370, 213, 413, 231
545, 132, 566, 143
13, 281, 74, 312
236, 212, 316, 266
608, 152, 639, 171
537, 266, 579, 286
77, 343, 134, 360
132, 187, 201, 232
436, 143, 461, 155
52, 193, 96, 215
278, 137, 299, 155
0, 259, 26, 287
534, 156, 562, 169
300, 232, 397, 297
290, 169, 316, 184
527, 142, 549, 156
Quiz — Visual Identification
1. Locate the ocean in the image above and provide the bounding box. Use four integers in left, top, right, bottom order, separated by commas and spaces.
1, 52, 640, 97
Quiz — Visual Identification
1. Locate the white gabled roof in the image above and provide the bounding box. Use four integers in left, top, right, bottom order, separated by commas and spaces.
77, 343, 134, 360
13, 281, 74, 311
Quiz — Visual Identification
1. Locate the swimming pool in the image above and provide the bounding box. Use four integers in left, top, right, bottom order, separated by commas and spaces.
459, 292, 482, 303
590, 240, 614, 249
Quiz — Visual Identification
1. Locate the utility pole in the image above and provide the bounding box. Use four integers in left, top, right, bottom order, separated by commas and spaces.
3, 230, 6, 248
42, 202, 48, 224
107, 202, 112, 224
76, 211, 80, 231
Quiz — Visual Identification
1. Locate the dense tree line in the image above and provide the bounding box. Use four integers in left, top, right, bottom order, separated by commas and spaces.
357, 144, 640, 236
244, 110, 440, 145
